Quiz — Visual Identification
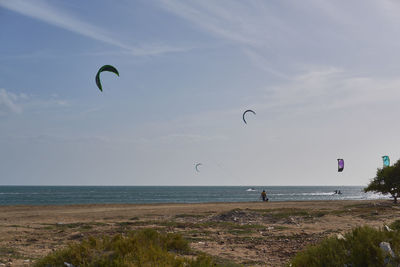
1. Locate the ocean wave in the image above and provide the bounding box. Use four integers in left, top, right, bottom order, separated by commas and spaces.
300, 192, 336, 196
0, 192, 40, 195
271, 192, 335, 196
364, 193, 390, 200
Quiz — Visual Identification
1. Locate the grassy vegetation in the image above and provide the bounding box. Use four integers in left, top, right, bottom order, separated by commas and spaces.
41, 222, 107, 231
175, 213, 208, 219
116, 221, 137, 227
34, 229, 233, 267
390, 220, 400, 231
290, 225, 400, 267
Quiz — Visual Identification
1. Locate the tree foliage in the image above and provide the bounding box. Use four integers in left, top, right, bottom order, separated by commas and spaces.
364, 159, 400, 203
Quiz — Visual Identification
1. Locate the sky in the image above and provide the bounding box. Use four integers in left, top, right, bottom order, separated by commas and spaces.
1, 0, 400, 186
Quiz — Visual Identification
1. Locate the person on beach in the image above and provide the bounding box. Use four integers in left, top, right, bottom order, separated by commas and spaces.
261, 190, 268, 202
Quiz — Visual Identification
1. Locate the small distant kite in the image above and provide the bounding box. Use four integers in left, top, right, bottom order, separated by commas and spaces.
242, 109, 256, 124
95, 65, 119, 92
195, 163, 202, 172
337, 159, 344, 172
382, 156, 390, 167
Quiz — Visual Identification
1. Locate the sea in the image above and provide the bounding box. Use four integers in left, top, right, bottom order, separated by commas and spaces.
0, 186, 389, 206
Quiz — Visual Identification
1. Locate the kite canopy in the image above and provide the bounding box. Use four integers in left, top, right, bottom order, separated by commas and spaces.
95, 65, 119, 92
242, 109, 256, 124
195, 163, 202, 172
337, 159, 344, 172
382, 156, 390, 167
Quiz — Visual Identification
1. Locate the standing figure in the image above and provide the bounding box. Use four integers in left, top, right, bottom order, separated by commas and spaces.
261, 190, 268, 202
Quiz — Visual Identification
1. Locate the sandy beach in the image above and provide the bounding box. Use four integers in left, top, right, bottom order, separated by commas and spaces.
1, 199, 398, 266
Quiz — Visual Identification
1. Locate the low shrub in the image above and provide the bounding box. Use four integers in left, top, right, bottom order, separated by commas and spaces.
291, 226, 400, 267
390, 220, 400, 231
34, 229, 217, 267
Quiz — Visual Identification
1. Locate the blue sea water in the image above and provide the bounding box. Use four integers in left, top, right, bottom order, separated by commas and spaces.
0, 186, 388, 206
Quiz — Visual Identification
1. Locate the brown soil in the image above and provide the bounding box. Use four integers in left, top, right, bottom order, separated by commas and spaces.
0, 200, 398, 266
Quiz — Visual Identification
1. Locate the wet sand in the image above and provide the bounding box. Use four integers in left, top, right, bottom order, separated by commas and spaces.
0, 199, 398, 266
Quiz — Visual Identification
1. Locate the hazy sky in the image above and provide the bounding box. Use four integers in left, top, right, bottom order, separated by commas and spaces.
1, 0, 400, 186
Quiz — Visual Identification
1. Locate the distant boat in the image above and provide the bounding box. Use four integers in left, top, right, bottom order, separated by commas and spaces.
246, 188, 257, 192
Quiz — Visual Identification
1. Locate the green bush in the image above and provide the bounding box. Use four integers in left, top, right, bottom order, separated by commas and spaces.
390, 220, 400, 231
291, 226, 400, 267
34, 229, 217, 267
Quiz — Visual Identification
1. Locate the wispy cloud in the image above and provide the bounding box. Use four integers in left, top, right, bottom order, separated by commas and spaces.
251, 67, 400, 116
156, 0, 298, 78
158, 0, 284, 46
0, 89, 23, 114
0, 88, 70, 115
0, 0, 131, 49
81, 43, 197, 57
157, 0, 400, 78
0, 0, 192, 56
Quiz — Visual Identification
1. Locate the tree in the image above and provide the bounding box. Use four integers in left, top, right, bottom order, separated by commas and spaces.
365, 159, 400, 203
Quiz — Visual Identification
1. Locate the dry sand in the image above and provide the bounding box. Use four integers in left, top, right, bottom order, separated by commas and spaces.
0, 200, 398, 266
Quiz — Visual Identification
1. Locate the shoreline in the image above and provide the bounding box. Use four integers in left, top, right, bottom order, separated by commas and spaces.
0, 198, 386, 207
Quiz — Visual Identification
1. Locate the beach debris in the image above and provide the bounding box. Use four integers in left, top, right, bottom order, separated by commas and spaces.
336, 233, 346, 240
380, 242, 395, 264
380, 242, 395, 257
242, 109, 256, 124
384, 225, 393, 232
337, 159, 344, 172
195, 163, 202, 172
379, 242, 394, 257
267, 226, 274, 230
383, 156, 390, 167
95, 65, 119, 92
289, 217, 300, 226
64, 262, 76, 267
